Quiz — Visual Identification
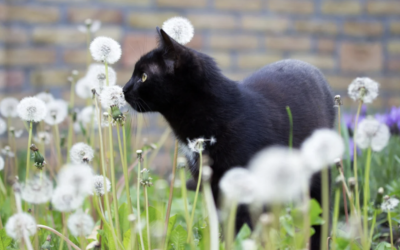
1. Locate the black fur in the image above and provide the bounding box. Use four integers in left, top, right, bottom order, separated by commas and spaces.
123, 29, 335, 250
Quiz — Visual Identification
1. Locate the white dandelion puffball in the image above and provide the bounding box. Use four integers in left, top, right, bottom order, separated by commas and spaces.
100, 85, 126, 108
35, 92, 54, 104
21, 174, 53, 204
78, 19, 101, 33
5, 213, 37, 240
242, 239, 257, 250
301, 129, 345, 174
75, 77, 93, 99
249, 147, 307, 204
219, 167, 257, 204
91, 175, 111, 196
43, 99, 68, 125
90, 36, 122, 64
348, 77, 379, 103
57, 164, 94, 196
70, 142, 95, 164
34, 131, 52, 145
67, 210, 95, 237
0, 156, 4, 171
17, 97, 47, 122
162, 17, 194, 45
0, 117, 6, 135
0, 97, 19, 118
75, 106, 96, 130
355, 117, 390, 152
381, 197, 400, 212
51, 186, 85, 212
87, 64, 117, 93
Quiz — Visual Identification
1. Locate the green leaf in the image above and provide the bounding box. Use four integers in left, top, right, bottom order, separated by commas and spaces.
103, 223, 117, 250
170, 224, 188, 250
165, 214, 177, 247
309, 199, 323, 225
0, 229, 12, 250
375, 242, 392, 250
118, 203, 130, 233
235, 224, 251, 241
123, 229, 131, 249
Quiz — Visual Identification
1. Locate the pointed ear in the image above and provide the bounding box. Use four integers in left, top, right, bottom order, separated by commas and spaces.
157, 28, 185, 71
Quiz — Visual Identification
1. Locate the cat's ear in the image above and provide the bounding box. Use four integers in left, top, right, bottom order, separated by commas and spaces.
156, 27, 186, 71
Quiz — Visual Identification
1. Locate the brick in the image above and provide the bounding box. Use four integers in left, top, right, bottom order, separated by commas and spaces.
122, 34, 158, 68
371, 77, 400, 91
0, 4, 7, 21
343, 22, 383, 37
128, 12, 179, 29
96, 26, 123, 41
387, 59, 400, 72
321, 2, 361, 15
63, 49, 87, 66
0, 49, 56, 66
290, 54, 335, 70
268, 0, 314, 14
188, 14, 236, 30
156, 0, 206, 8
390, 22, 400, 34
340, 42, 382, 72
115, 70, 132, 85
294, 20, 338, 35
186, 35, 203, 50
215, 0, 261, 10
265, 36, 311, 51
205, 51, 232, 69
209, 34, 258, 50
388, 41, 400, 55
0, 70, 24, 89
367, 2, 400, 15
325, 76, 357, 90
30, 69, 74, 87
0, 26, 28, 44
5, 5, 60, 23
33, 28, 86, 45
225, 71, 252, 81
68, 8, 122, 23
98, 0, 150, 5
241, 16, 289, 32
317, 39, 336, 53
237, 53, 283, 69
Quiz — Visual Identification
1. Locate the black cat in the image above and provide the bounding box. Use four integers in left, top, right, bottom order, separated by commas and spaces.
123, 28, 335, 250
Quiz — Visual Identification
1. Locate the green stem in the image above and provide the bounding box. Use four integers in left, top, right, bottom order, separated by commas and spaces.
25, 121, 33, 180
226, 201, 238, 250
203, 177, 219, 250
66, 79, 76, 163
368, 210, 377, 249
144, 187, 151, 250
286, 106, 293, 149
388, 212, 394, 250
187, 151, 203, 243
363, 147, 372, 245
180, 168, 190, 230
302, 185, 310, 249
165, 141, 178, 236
86, 29, 91, 70
331, 188, 341, 248
0, 178, 6, 196
337, 105, 349, 224
37, 225, 81, 250
117, 125, 133, 212
353, 101, 362, 215
321, 167, 329, 250
58, 213, 67, 250
105, 61, 109, 86
53, 124, 63, 169
137, 155, 145, 250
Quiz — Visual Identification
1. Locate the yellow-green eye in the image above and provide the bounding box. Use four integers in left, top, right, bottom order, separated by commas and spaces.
142, 73, 147, 82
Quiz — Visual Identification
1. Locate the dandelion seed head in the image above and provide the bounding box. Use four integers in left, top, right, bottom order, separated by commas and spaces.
43, 100, 68, 125
87, 64, 117, 94
17, 97, 47, 122
0, 156, 4, 171
249, 147, 307, 204
100, 85, 126, 108
301, 129, 344, 174
75, 77, 93, 99
90, 175, 111, 196
70, 142, 95, 165
89, 36, 122, 64
162, 17, 194, 45
355, 116, 390, 152
67, 210, 95, 237
242, 239, 257, 250
5, 213, 37, 240
381, 196, 399, 212
35, 92, 54, 104
0, 97, 19, 118
219, 167, 257, 204
34, 131, 52, 145
1, 146, 14, 158
0, 117, 6, 135
348, 77, 379, 103
21, 174, 53, 204
57, 164, 94, 196
51, 186, 85, 212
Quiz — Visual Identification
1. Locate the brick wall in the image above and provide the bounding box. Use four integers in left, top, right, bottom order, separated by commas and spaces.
1, 0, 400, 110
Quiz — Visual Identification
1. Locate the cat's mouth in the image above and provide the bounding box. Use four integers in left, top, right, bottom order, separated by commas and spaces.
123, 94, 148, 113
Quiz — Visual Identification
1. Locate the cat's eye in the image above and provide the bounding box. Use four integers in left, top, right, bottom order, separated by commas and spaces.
142, 73, 147, 82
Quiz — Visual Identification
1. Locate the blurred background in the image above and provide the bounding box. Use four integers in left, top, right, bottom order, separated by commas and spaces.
0, 0, 399, 168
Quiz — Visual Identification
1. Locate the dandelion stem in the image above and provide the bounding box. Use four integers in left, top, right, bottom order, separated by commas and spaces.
337, 104, 349, 224
388, 211, 394, 250
187, 151, 203, 243
117, 125, 133, 212
226, 201, 238, 250
0, 178, 6, 196
353, 101, 362, 215
144, 187, 151, 250
37, 225, 81, 250
302, 185, 310, 249
320, 167, 329, 250
165, 140, 178, 235
135, 114, 143, 151
25, 121, 33, 180
286, 106, 293, 149
67, 79, 76, 163
179, 168, 190, 231
363, 147, 372, 244
86, 29, 91, 70
331, 187, 341, 248
203, 175, 219, 250
137, 153, 145, 250
53, 124, 63, 169
368, 210, 377, 249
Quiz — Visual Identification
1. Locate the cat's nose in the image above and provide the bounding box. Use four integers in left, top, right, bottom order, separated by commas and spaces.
123, 79, 133, 94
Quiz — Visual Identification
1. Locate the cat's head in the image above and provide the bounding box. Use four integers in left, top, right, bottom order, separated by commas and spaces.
123, 28, 216, 113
